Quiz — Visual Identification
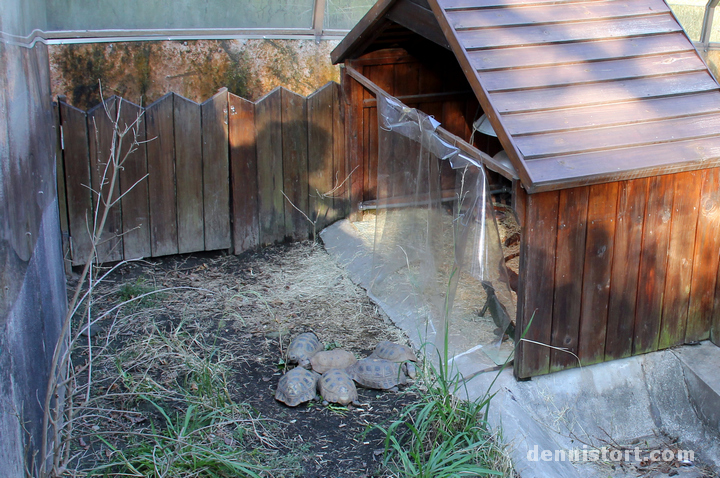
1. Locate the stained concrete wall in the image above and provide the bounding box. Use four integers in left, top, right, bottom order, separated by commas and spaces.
48, 39, 340, 109
0, 0, 67, 475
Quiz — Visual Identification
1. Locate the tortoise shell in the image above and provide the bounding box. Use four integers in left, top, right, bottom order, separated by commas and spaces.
348, 358, 408, 390
370, 341, 418, 363
275, 367, 319, 407
309, 349, 357, 374
318, 369, 358, 406
286, 332, 324, 367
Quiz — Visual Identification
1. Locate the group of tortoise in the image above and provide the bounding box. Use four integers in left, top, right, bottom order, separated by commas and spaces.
275, 332, 418, 407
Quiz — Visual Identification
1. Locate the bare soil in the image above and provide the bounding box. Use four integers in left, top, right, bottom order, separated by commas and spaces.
69, 241, 419, 477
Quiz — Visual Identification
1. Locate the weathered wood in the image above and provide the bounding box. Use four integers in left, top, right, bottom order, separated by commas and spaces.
387, 0, 450, 49
308, 83, 335, 232
60, 101, 94, 266
659, 170, 702, 349
578, 182, 617, 365
256, 88, 285, 244
634, 174, 675, 354
117, 99, 151, 260
344, 67, 365, 221
173, 94, 204, 254
688, 168, 720, 342
146, 93, 179, 257
332, 81, 349, 219
201, 89, 231, 251
468, 33, 693, 71
228, 93, 259, 253
281, 88, 309, 241
516, 190, 559, 379
87, 97, 123, 263
54, 101, 72, 272
550, 186, 588, 372
606, 177, 648, 360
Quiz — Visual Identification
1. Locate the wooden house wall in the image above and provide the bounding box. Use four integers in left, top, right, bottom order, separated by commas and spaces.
343, 48, 503, 217
515, 170, 720, 378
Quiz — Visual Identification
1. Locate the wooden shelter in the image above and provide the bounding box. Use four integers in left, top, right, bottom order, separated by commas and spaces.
332, 0, 720, 378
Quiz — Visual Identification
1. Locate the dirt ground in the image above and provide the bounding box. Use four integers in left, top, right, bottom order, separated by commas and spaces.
69, 241, 421, 477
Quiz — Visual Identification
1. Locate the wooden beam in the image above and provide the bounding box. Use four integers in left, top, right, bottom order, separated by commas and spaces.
363, 90, 472, 106
386, 0, 451, 50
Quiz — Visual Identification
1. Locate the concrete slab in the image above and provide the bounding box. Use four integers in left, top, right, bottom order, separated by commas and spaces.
321, 219, 720, 477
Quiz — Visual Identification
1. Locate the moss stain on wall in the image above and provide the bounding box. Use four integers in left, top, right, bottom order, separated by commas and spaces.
49, 39, 340, 109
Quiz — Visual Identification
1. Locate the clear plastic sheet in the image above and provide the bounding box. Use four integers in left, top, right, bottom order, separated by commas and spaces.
369, 95, 515, 365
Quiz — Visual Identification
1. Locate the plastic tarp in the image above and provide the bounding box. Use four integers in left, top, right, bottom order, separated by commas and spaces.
370, 94, 515, 364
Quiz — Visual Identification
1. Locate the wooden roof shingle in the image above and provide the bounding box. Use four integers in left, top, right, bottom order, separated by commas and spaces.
332, 0, 720, 192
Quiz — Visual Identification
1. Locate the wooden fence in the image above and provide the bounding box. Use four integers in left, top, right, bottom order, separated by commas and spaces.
56, 83, 347, 266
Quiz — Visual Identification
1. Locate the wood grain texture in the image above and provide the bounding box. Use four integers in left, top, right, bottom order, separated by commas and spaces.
308, 83, 335, 233
228, 93, 259, 253
550, 186, 588, 371
659, 170, 702, 349
332, 81, 349, 219
201, 89, 231, 251
344, 66, 365, 221
687, 168, 720, 342
87, 97, 123, 263
173, 94, 204, 254
256, 88, 285, 244
516, 190, 559, 379
606, 177, 648, 360
578, 182, 617, 365
60, 101, 94, 266
634, 174, 674, 354
281, 88, 309, 241
145, 94, 179, 257
117, 99, 150, 260
54, 101, 71, 271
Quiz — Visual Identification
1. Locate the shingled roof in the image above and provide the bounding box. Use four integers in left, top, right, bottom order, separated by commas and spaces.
332, 0, 720, 192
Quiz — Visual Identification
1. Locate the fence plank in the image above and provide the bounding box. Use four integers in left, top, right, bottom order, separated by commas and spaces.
308, 83, 335, 233
659, 170, 702, 349
87, 97, 123, 263
256, 88, 285, 244
332, 82, 349, 219
60, 101, 93, 266
54, 101, 71, 271
174, 94, 204, 254
344, 68, 365, 221
606, 177, 648, 360
550, 186, 588, 372
117, 99, 151, 260
146, 93, 179, 257
282, 88, 309, 241
202, 89, 231, 251
229, 93, 259, 253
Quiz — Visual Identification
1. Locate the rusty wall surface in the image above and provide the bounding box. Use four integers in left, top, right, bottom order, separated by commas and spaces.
49, 39, 340, 108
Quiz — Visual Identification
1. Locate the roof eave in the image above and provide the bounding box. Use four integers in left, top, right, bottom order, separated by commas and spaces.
331, 0, 398, 64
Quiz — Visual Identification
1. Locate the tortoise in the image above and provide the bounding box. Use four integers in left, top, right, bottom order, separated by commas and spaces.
286, 332, 324, 367
275, 367, 319, 407
348, 358, 410, 391
370, 341, 418, 363
309, 349, 357, 374
317, 369, 359, 406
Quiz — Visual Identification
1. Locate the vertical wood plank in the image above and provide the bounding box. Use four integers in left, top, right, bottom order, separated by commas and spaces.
174, 94, 204, 254
229, 93, 259, 253
281, 88, 309, 241
606, 177, 648, 360
332, 81, 349, 220
659, 170, 702, 349
308, 83, 335, 233
634, 174, 675, 355
54, 101, 71, 272
343, 67, 364, 221
117, 99, 151, 260
201, 88, 231, 251
87, 97, 123, 263
60, 101, 93, 266
692, 168, 720, 342
516, 190, 559, 379
578, 182, 618, 366
146, 93, 179, 257
365, 65, 394, 201
550, 186, 588, 371
256, 88, 285, 245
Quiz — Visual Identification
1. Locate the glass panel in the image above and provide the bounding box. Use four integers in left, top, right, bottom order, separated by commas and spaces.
710, 6, 720, 42
324, 0, 375, 30
667, 0, 707, 41
46, 0, 315, 31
